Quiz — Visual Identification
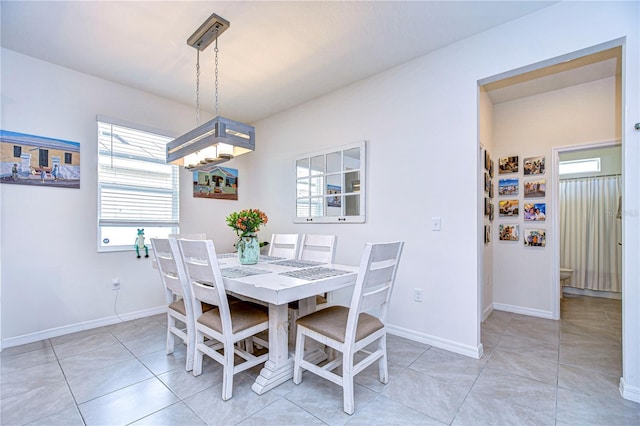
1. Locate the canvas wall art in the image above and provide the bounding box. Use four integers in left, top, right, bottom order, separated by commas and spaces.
0, 129, 81, 188
499, 199, 519, 217
498, 178, 518, 196
524, 203, 546, 221
499, 224, 519, 241
523, 156, 545, 175
524, 229, 546, 247
498, 156, 518, 174
524, 179, 546, 198
193, 166, 238, 200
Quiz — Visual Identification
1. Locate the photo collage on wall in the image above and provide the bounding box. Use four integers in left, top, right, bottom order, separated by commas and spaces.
483, 149, 495, 244
494, 154, 547, 247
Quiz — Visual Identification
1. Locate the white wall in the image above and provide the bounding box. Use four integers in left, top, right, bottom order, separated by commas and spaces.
479, 89, 495, 321
491, 76, 618, 316
0, 49, 198, 343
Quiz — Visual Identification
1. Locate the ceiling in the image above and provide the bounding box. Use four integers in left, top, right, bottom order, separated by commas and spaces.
1, 1, 563, 124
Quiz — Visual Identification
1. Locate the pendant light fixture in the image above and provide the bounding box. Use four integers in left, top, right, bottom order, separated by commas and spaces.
166, 13, 255, 171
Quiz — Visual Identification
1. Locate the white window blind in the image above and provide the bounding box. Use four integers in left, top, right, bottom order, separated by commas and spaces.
97, 119, 179, 251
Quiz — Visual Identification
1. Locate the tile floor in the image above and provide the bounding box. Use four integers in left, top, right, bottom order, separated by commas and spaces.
2, 294, 639, 425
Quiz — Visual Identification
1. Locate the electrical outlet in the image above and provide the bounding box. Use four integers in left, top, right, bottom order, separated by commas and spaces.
112, 278, 121, 291
413, 288, 423, 302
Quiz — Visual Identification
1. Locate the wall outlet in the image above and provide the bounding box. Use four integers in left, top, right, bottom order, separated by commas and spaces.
413, 288, 423, 302
112, 278, 121, 291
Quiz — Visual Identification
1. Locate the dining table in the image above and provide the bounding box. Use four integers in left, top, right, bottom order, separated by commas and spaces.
215, 253, 358, 395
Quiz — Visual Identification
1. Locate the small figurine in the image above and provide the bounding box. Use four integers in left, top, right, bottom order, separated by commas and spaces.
135, 228, 149, 258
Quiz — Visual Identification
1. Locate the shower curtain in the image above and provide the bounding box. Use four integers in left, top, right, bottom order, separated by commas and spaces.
560, 175, 622, 292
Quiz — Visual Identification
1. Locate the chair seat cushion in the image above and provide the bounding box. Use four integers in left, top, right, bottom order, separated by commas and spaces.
296, 305, 383, 343
197, 301, 268, 334
169, 299, 215, 316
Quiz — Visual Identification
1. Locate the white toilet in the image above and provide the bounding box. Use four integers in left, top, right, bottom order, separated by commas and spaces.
560, 268, 573, 298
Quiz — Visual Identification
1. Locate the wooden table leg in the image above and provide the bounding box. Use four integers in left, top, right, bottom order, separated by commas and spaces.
251, 297, 326, 394
251, 303, 292, 394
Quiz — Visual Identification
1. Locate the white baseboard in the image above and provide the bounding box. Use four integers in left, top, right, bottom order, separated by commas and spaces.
493, 303, 553, 319
620, 377, 640, 403
388, 324, 483, 359
482, 304, 494, 322
1, 306, 166, 350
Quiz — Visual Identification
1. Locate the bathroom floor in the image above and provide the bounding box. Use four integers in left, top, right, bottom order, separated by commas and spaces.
1, 295, 638, 425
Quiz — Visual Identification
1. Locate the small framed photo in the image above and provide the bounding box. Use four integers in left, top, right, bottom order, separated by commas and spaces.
498, 156, 519, 174
489, 181, 494, 199
499, 199, 519, 217
484, 173, 491, 193
489, 203, 494, 221
524, 179, 546, 198
498, 178, 519, 196
484, 225, 491, 244
524, 228, 546, 247
489, 159, 495, 178
499, 224, 519, 241
524, 202, 546, 221
484, 197, 491, 216
484, 150, 491, 171
523, 156, 545, 175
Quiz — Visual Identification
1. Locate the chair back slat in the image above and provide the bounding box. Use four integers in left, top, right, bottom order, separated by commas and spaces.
151, 237, 192, 307
345, 241, 404, 344
169, 233, 206, 240
299, 234, 337, 264
179, 239, 230, 325
269, 233, 300, 258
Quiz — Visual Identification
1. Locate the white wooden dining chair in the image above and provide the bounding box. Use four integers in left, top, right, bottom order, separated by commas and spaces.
268, 233, 300, 258
288, 234, 338, 341
178, 238, 270, 401
293, 241, 404, 415
151, 237, 211, 372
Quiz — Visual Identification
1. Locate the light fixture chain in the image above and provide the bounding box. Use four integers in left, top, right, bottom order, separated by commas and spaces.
195, 49, 200, 126
214, 26, 219, 117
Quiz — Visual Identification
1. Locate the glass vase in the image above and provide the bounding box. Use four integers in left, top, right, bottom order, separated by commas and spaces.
237, 233, 259, 265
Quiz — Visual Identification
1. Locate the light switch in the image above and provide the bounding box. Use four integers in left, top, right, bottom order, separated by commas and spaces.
432, 217, 441, 231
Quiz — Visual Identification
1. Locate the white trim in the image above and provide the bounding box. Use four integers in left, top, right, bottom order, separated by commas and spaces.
620, 377, 640, 403
482, 304, 494, 322
388, 324, 483, 359
493, 303, 553, 320
0, 306, 166, 349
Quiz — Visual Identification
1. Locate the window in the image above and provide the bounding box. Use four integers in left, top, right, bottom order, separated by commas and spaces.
13, 145, 21, 158
97, 118, 179, 251
559, 158, 601, 175
294, 141, 366, 223
64, 152, 72, 164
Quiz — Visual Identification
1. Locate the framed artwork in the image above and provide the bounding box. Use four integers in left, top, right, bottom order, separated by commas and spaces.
524, 202, 546, 221
524, 228, 546, 247
489, 203, 494, 221
499, 199, 519, 217
0, 129, 81, 188
489, 181, 494, 198
192, 166, 238, 200
489, 159, 495, 178
484, 197, 491, 216
499, 224, 519, 241
498, 156, 519, 174
484, 225, 491, 244
484, 150, 491, 171
524, 179, 546, 198
523, 156, 545, 175
484, 173, 490, 193
498, 178, 518, 196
